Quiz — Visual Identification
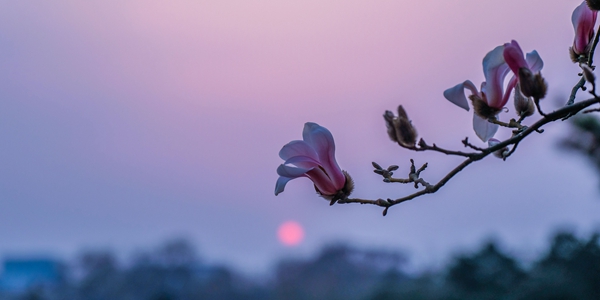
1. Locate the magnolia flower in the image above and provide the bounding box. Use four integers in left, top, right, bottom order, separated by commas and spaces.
443, 45, 514, 142
275, 122, 353, 201
571, 1, 598, 62
503, 40, 546, 100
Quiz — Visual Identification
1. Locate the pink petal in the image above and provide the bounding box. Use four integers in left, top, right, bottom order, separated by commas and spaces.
275, 164, 312, 196
483, 45, 511, 108
503, 40, 527, 75
276, 164, 311, 178
274, 164, 338, 196
525, 50, 544, 73
500, 76, 518, 109
279, 140, 319, 162
306, 168, 338, 195
572, 1, 597, 54
282, 155, 320, 169
302, 123, 345, 190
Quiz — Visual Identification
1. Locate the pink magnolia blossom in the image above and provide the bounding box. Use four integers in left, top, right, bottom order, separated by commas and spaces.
275, 122, 350, 199
503, 40, 545, 99
444, 41, 543, 142
503, 40, 544, 78
443, 45, 514, 142
571, 1, 597, 58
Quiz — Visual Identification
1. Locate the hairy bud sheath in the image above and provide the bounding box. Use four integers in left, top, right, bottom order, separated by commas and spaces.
587, 0, 600, 11
518, 67, 548, 100
514, 83, 535, 118
384, 106, 418, 148
469, 94, 502, 119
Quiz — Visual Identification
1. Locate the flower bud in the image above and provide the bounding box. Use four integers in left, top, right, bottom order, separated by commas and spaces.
572, 2, 598, 62
518, 67, 548, 100
384, 105, 418, 148
513, 83, 535, 118
582, 64, 596, 86
488, 138, 509, 159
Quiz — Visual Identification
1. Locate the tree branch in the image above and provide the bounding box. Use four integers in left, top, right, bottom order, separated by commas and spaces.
339, 96, 600, 215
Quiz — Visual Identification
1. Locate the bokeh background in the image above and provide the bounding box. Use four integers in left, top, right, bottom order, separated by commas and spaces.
0, 0, 599, 276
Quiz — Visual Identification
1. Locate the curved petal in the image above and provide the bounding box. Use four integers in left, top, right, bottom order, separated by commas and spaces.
282, 155, 321, 169
306, 168, 338, 195
275, 176, 294, 195
525, 50, 544, 73
483, 45, 511, 108
443, 80, 476, 111
500, 76, 518, 109
279, 140, 319, 161
302, 123, 345, 190
473, 113, 499, 142
502, 40, 527, 75
275, 163, 339, 196
276, 164, 311, 178
572, 1, 597, 54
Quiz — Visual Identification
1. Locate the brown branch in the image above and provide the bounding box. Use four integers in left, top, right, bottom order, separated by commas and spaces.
340, 96, 600, 215
337, 26, 600, 216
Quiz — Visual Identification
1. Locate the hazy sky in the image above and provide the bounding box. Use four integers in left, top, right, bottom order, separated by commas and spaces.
1, 0, 599, 273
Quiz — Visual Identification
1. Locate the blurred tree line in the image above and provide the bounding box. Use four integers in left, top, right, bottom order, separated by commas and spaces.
2, 231, 599, 300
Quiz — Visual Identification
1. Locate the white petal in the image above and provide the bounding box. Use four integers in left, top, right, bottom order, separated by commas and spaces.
443, 81, 472, 111
473, 114, 499, 142
525, 50, 544, 73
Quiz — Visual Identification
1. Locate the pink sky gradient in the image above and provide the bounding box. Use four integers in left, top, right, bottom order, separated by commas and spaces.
0, 0, 598, 272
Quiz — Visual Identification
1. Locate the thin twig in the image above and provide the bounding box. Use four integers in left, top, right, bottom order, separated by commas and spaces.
341, 96, 600, 215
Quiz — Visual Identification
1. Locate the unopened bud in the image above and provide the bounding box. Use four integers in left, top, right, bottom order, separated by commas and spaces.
518, 67, 548, 100
383, 105, 418, 148
513, 83, 535, 118
587, 0, 600, 11
488, 138, 509, 159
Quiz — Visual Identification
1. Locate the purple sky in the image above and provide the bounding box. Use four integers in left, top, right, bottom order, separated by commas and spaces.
1, 0, 599, 273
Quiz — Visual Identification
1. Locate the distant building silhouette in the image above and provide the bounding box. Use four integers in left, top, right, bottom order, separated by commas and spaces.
0, 258, 64, 294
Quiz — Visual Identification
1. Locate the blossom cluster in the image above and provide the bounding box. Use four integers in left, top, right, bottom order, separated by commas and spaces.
274, 1, 599, 204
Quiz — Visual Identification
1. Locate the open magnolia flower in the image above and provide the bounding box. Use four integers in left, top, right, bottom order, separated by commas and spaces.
275, 122, 353, 202
444, 41, 543, 142
503, 40, 546, 100
444, 45, 513, 142
571, 1, 598, 62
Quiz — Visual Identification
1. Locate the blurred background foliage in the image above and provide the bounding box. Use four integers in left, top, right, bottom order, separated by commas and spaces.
1, 231, 599, 300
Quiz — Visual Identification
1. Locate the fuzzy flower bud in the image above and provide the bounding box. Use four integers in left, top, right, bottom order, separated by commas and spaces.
384, 105, 418, 148
518, 67, 548, 100
586, 0, 600, 11
513, 83, 535, 118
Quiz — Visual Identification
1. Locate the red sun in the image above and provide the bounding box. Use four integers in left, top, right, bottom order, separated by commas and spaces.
277, 221, 305, 246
